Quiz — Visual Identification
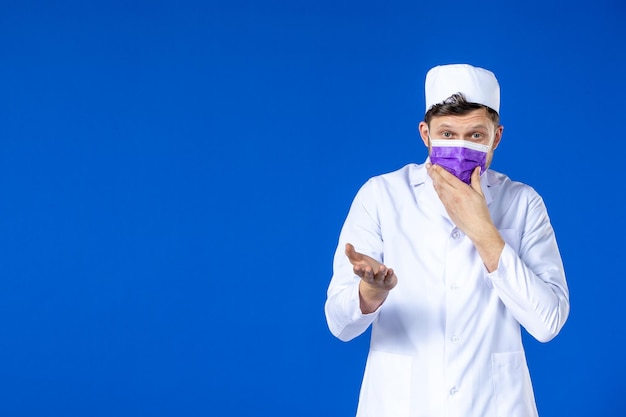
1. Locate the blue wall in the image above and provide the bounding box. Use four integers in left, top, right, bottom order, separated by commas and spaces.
1, 1, 624, 415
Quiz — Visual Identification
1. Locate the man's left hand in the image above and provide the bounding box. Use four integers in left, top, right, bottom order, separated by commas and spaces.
427, 163, 504, 271
427, 164, 491, 237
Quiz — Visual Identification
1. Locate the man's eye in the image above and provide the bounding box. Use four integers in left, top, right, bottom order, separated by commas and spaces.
472, 133, 483, 139
442, 132, 452, 138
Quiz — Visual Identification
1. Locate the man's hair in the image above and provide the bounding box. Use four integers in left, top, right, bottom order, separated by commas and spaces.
424, 93, 500, 126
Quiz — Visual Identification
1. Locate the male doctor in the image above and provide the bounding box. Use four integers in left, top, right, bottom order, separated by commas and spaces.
324, 64, 569, 417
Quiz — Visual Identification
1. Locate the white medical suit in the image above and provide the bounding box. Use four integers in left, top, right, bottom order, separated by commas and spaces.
325, 162, 570, 417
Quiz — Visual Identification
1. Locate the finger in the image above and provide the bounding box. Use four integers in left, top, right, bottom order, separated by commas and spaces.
470, 166, 483, 195
382, 267, 394, 278
345, 243, 360, 263
346, 243, 383, 274
435, 164, 466, 189
373, 265, 387, 282
361, 264, 397, 289
427, 164, 443, 190
354, 262, 377, 280
429, 164, 454, 189
376, 267, 397, 289
428, 166, 454, 202
353, 265, 365, 278
375, 264, 395, 282
427, 163, 440, 180
383, 268, 396, 285
362, 266, 375, 282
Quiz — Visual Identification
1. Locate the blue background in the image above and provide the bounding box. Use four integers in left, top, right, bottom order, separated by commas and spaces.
1, 1, 625, 416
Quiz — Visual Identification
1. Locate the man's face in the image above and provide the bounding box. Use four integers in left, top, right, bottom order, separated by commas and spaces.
418, 108, 503, 169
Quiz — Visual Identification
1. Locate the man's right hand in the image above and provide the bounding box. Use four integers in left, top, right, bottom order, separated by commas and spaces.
345, 243, 397, 314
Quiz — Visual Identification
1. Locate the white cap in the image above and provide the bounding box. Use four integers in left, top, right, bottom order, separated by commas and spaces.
425, 64, 500, 113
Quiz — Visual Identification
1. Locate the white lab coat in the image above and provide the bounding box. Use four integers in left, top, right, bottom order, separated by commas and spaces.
325, 163, 569, 417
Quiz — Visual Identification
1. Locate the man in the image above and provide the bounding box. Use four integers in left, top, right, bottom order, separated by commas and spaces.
324, 64, 569, 417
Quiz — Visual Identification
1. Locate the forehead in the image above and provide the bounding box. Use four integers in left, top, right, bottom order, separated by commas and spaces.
429, 109, 496, 131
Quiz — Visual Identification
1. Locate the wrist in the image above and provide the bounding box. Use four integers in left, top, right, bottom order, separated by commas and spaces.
471, 226, 505, 272
359, 280, 389, 314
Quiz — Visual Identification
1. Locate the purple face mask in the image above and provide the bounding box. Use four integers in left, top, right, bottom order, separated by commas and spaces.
429, 139, 490, 184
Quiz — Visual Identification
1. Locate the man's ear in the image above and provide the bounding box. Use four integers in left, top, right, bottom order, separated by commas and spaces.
418, 121, 429, 148
492, 125, 504, 150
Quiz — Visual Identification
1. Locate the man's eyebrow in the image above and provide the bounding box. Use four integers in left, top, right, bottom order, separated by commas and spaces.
433, 123, 490, 130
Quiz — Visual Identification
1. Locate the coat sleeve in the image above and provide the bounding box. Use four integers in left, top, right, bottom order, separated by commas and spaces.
324, 179, 385, 342
487, 191, 570, 343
